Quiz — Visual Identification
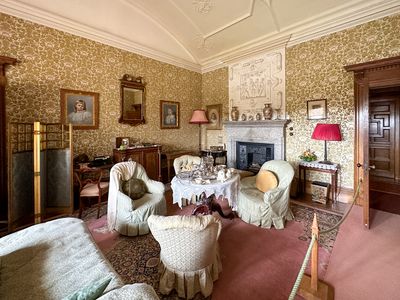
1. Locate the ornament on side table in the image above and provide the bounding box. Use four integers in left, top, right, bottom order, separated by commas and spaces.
299, 149, 317, 162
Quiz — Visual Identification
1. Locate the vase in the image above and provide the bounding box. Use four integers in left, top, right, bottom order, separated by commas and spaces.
231, 106, 239, 121
263, 103, 273, 120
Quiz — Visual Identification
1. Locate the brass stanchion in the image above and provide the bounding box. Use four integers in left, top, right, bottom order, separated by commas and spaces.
297, 214, 334, 300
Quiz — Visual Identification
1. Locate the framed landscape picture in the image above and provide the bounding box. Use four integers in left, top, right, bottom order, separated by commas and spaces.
160, 100, 180, 129
307, 99, 327, 120
60, 89, 99, 129
206, 104, 222, 130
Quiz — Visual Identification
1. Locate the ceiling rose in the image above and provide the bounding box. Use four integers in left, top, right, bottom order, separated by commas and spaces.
192, 0, 214, 14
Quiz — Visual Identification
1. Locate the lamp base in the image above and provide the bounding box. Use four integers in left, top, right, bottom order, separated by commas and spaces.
318, 160, 333, 165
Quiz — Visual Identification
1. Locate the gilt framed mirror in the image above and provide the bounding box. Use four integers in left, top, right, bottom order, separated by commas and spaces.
119, 74, 146, 125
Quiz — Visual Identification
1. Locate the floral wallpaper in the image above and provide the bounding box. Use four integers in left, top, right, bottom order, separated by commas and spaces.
202, 68, 229, 148
1, 11, 400, 191
202, 14, 400, 190
0, 13, 202, 159
286, 13, 400, 188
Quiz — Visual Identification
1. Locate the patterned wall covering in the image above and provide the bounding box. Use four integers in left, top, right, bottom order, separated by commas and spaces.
0, 13, 202, 159
202, 14, 400, 190
286, 13, 400, 188
2, 12, 399, 190
202, 68, 229, 149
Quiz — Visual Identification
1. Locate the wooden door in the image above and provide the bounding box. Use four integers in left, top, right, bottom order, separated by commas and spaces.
345, 55, 400, 229
356, 75, 371, 228
369, 98, 397, 180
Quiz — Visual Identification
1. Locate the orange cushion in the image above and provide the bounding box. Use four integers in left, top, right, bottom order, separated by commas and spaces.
255, 170, 278, 193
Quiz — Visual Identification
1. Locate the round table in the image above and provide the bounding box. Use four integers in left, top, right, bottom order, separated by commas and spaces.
171, 173, 240, 210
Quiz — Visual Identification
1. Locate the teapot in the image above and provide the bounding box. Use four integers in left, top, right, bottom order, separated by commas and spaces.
217, 169, 226, 182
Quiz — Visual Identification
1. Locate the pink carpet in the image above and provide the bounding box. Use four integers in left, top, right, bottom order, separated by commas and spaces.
87, 199, 332, 300
325, 206, 400, 300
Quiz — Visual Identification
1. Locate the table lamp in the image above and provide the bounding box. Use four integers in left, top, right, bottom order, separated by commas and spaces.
189, 109, 209, 154
311, 123, 342, 165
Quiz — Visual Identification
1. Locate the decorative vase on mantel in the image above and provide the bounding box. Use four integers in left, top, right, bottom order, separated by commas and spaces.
263, 103, 273, 120
231, 106, 239, 121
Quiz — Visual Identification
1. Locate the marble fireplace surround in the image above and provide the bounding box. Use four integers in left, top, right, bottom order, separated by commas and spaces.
223, 120, 290, 168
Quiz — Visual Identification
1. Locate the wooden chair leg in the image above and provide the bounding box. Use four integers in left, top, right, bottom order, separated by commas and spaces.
78, 197, 83, 219
97, 195, 101, 219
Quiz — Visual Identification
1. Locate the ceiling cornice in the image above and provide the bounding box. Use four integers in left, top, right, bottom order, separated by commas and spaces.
0, 0, 203, 73
286, 0, 400, 47
0, 0, 399, 75
201, 0, 400, 73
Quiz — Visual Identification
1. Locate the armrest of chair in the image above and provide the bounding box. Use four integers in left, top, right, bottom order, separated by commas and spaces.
263, 187, 285, 205
145, 179, 165, 195
117, 191, 135, 210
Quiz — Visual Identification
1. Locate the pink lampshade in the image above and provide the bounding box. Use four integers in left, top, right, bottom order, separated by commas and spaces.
311, 124, 342, 141
189, 109, 209, 124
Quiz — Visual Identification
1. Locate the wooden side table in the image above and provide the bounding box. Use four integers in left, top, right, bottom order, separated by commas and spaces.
298, 161, 339, 202
201, 150, 227, 166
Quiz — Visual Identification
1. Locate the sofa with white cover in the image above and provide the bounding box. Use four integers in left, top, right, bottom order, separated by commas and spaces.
0, 217, 159, 300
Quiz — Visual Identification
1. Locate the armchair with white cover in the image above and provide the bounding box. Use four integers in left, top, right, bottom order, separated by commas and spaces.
237, 160, 295, 229
173, 155, 201, 175
107, 161, 166, 236
148, 214, 222, 299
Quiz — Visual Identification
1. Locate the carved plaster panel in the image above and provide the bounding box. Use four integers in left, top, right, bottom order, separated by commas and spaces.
228, 48, 286, 120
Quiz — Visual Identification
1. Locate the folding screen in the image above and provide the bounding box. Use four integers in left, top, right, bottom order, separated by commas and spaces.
8, 122, 73, 231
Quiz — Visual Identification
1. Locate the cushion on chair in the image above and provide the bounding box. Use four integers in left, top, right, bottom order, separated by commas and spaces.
122, 178, 147, 200
80, 182, 109, 197
255, 170, 278, 192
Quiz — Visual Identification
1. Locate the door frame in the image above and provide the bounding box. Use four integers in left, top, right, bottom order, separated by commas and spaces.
345, 56, 400, 228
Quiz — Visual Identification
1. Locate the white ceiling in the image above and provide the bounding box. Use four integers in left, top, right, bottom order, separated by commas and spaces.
0, 0, 399, 73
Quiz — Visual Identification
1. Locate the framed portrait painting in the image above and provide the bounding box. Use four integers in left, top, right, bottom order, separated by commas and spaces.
307, 99, 327, 120
206, 104, 222, 130
60, 89, 99, 129
160, 100, 180, 129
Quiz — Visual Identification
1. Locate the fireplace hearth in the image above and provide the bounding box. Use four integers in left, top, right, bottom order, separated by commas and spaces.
236, 142, 274, 172
223, 120, 290, 169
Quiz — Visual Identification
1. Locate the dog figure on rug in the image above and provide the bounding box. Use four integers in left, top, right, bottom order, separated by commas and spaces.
191, 192, 236, 219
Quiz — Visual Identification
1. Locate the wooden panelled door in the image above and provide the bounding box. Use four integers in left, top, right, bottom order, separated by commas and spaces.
346, 56, 400, 228
369, 96, 398, 180
369, 91, 400, 213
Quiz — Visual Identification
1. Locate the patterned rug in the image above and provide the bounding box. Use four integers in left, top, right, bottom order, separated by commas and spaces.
83, 203, 342, 299
291, 203, 342, 252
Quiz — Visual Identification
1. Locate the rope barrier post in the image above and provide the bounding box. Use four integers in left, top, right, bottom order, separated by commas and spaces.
297, 214, 334, 300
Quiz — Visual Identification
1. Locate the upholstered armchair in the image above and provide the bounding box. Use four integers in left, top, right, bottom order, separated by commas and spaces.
148, 214, 222, 299
107, 161, 166, 236
237, 160, 295, 229
173, 155, 201, 175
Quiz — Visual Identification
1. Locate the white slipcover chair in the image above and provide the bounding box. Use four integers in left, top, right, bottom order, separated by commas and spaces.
173, 155, 201, 175
107, 161, 166, 236
237, 160, 295, 229
148, 214, 222, 299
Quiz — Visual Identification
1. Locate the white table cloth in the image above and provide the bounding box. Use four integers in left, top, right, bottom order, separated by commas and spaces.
171, 174, 240, 209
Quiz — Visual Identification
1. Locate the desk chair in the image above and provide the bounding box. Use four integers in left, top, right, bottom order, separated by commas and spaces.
74, 167, 109, 219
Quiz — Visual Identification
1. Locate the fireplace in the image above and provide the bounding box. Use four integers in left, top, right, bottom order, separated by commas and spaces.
223, 120, 290, 169
236, 142, 274, 172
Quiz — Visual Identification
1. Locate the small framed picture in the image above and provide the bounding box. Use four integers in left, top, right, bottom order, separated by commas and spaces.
60, 89, 99, 129
160, 100, 180, 129
307, 99, 327, 120
206, 104, 222, 130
